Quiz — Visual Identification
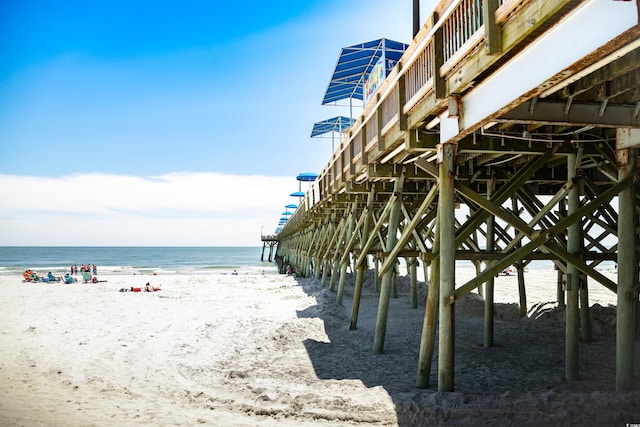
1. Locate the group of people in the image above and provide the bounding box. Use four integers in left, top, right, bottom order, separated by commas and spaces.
22, 270, 68, 283
69, 264, 97, 276
22, 263, 105, 284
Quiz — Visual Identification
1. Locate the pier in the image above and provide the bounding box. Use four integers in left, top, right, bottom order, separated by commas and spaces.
273, 0, 640, 392
260, 234, 278, 263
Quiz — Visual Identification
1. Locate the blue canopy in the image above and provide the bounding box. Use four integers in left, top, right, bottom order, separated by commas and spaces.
311, 116, 355, 138
322, 38, 409, 105
296, 172, 318, 182
290, 191, 305, 197
285, 204, 298, 209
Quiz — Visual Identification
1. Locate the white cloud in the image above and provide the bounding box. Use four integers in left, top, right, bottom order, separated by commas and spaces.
0, 172, 298, 246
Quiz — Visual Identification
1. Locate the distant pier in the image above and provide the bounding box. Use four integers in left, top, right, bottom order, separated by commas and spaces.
260, 234, 278, 263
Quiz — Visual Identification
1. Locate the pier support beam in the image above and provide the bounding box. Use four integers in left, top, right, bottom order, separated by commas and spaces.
566, 153, 580, 381
338, 202, 357, 305
351, 191, 375, 330
374, 170, 405, 354
484, 180, 495, 347
579, 274, 592, 343
438, 143, 456, 392
417, 216, 439, 388
616, 130, 637, 392
409, 256, 418, 309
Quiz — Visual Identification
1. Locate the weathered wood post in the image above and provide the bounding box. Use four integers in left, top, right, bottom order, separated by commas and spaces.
557, 199, 567, 306
579, 274, 592, 343
350, 190, 375, 330
337, 202, 357, 305
374, 257, 380, 292
417, 216, 439, 388
374, 171, 405, 354
566, 152, 580, 381
329, 215, 349, 292
512, 198, 527, 317
438, 143, 456, 391
484, 180, 495, 348
391, 261, 399, 299
409, 255, 418, 309
616, 129, 637, 391
320, 218, 336, 287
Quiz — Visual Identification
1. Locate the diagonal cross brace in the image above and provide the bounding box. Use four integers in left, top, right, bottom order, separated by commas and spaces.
380, 184, 439, 276
446, 170, 638, 304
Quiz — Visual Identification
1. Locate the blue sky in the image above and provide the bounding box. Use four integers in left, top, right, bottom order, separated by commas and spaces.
0, 0, 436, 245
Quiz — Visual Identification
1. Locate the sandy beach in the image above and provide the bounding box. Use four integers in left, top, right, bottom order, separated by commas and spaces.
0, 267, 638, 426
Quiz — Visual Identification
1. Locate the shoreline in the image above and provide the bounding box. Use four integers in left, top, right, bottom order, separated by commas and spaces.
0, 270, 635, 426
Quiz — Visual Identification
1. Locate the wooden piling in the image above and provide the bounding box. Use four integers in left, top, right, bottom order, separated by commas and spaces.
350, 190, 375, 330
337, 202, 357, 305
566, 153, 580, 381
438, 143, 456, 392
616, 135, 637, 392
374, 171, 405, 354
409, 256, 418, 309
417, 215, 440, 388
579, 274, 592, 342
484, 182, 495, 348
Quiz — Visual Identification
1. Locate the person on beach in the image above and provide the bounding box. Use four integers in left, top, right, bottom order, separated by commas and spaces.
23, 270, 42, 282
144, 282, 161, 292
82, 270, 92, 283
63, 273, 76, 284
92, 264, 97, 275
47, 272, 61, 282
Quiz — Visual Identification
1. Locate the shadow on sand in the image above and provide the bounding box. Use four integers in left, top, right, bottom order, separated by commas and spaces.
292, 271, 639, 426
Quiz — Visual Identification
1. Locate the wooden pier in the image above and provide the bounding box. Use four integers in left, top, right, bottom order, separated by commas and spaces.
260, 234, 278, 263
274, 0, 640, 392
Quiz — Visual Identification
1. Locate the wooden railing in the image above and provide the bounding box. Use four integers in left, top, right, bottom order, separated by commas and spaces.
442, 0, 484, 63
305, 0, 551, 212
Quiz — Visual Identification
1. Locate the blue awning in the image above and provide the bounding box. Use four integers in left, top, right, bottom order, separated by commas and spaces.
322, 38, 409, 105
310, 116, 355, 138
290, 191, 305, 197
296, 172, 318, 182
285, 204, 298, 209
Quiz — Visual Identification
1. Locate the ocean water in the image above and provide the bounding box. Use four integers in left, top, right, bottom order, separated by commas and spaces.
0, 247, 616, 278
0, 247, 276, 276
